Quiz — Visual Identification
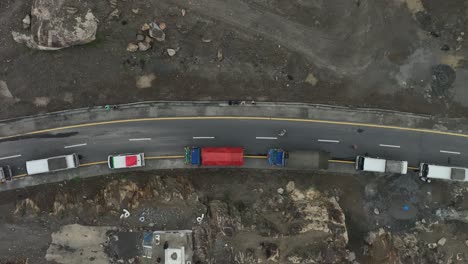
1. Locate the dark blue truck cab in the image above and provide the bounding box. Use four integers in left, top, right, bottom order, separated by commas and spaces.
185, 147, 201, 165
267, 149, 288, 166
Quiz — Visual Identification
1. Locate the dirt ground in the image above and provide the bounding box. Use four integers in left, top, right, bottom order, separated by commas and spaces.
0, 0, 467, 119
0, 169, 467, 263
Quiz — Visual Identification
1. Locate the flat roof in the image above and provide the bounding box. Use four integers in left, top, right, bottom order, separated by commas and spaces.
362, 157, 386, 172
427, 165, 453, 180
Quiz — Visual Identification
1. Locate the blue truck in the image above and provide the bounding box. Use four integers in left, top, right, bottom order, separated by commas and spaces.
267, 149, 330, 169
267, 149, 288, 166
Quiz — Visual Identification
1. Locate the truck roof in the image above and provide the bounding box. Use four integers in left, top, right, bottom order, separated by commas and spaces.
190, 147, 201, 165
26, 159, 50, 175
426, 165, 453, 180
267, 149, 286, 166
109, 154, 144, 168
362, 157, 386, 172
426, 164, 468, 181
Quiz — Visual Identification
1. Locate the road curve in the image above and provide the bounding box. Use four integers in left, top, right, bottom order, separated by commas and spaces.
1, 117, 468, 177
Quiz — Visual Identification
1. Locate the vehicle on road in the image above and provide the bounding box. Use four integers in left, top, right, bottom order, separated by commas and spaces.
0, 166, 12, 182
108, 153, 145, 169
185, 147, 244, 166
267, 149, 330, 169
419, 163, 468, 182
355, 156, 408, 174
26, 154, 80, 175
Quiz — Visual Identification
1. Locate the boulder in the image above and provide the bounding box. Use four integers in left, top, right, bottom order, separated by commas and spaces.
127, 43, 138, 52
437, 237, 446, 247
22, 14, 31, 29
149, 22, 165, 42
138, 42, 151, 51
167, 48, 176, 57
427, 243, 437, 249
285, 181, 295, 193
12, 0, 98, 50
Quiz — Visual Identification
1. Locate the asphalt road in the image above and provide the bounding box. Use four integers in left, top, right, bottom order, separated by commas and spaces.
1, 118, 468, 176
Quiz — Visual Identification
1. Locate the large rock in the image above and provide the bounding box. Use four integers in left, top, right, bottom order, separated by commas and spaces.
12, 0, 98, 50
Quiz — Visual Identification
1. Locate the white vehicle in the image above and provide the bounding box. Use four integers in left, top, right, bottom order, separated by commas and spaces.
108, 153, 145, 169
26, 154, 80, 175
419, 163, 468, 182
356, 156, 408, 174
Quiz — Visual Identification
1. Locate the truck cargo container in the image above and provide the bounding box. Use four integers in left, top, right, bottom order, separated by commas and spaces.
185, 147, 244, 166
356, 156, 408, 174
267, 149, 329, 169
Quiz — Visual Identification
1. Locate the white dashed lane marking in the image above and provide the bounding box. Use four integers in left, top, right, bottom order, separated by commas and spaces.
318, 139, 340, 143
440, 150, 461, 155
0, 154, 22, 160
379, 144, 400, 148
64, 143, 87, 149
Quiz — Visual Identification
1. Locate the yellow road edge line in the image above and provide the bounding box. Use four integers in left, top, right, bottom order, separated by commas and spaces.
2, 116, 468, 140
245, 155, 267, 159
145, 155, 184, 160
12, 173, 28, 179
329, 159, 355, 164
9, 158, 419, 180
80, 161, 107, 167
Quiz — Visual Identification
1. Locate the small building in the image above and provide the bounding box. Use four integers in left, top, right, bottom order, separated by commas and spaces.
142, 230, 193, 264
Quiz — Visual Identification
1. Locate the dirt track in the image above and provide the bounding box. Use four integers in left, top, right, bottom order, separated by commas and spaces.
0, 0, 467, 119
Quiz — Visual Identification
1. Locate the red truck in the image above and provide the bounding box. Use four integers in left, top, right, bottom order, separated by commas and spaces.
185, 147, 244, 166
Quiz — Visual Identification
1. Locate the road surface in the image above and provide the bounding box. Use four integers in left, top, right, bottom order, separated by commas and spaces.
1, 117, 468, 176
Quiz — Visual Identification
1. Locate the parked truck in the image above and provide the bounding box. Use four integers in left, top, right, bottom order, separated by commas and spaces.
26, 153, 80, 175
108, 153, 145, 169
185, 147, 244, 166
419, 163, 468, 182
355, 156, 408, 174
267, 149, 330, 169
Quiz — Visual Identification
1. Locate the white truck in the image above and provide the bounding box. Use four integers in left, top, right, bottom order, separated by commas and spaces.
419, 163, 468, 182
26, 154, 80, 175
356, 156, 408, 174
108, 153, 145, 169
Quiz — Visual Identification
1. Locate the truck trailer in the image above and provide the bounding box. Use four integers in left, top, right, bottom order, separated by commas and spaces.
26, 153, 80, 175
419, 163, 468, 182
355, 156, 408, 174
267, 149, 330, 169
185, 147, 244, 166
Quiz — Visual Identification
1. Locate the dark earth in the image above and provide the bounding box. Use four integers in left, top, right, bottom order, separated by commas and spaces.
0, 169, 468, 263
1, 0, 468, 263
0, 0, 467, 119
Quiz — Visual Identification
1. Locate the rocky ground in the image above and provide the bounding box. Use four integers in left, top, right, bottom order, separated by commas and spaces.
0, 169, 467, 263
0, 0, 467, 119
